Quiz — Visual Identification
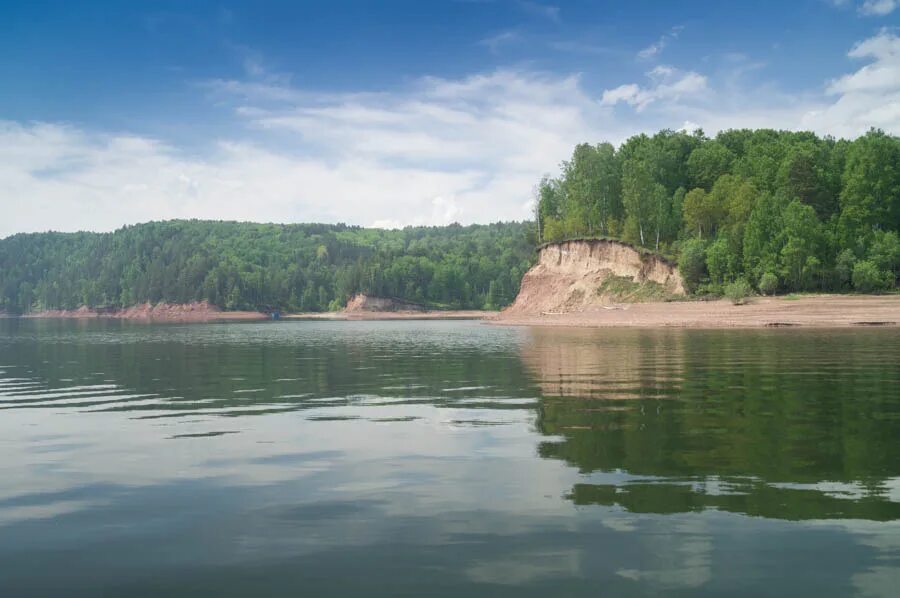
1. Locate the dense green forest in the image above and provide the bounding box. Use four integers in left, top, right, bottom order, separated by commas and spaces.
536, 128, 899, 294
0, 221, 534, 313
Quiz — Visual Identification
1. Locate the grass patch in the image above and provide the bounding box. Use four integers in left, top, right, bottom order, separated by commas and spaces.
597, 275, 673, 303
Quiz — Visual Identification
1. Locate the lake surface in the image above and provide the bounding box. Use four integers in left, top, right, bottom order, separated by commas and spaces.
1, 319, 898, 596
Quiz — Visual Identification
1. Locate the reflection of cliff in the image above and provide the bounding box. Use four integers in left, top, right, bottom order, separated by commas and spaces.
521, 328, 900, 521
519, 327, 686, 400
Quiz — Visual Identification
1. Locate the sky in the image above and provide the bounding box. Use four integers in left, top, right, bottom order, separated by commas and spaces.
1, 0, 898, 237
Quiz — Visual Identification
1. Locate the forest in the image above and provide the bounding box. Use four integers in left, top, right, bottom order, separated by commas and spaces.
536, 128, 899, 294
3, 128, 898, 315
0, 221, 534, 313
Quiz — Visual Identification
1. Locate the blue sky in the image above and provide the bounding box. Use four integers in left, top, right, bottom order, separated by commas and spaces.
1, 0, 898, 236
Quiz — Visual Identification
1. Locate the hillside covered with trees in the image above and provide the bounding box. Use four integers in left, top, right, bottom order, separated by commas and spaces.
0, 221, 534, 314
536, 128, 899, 294
3, 128, 897, 316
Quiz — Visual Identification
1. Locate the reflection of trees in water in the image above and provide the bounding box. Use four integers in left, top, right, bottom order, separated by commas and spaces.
523, 328, 900, 520
0, 320, 535, 417
569, 480, 900, 521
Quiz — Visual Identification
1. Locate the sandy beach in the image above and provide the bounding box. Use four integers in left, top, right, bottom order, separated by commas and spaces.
493, 294, 900, 328
15, 296, 900, 327
283, 310, 493, 321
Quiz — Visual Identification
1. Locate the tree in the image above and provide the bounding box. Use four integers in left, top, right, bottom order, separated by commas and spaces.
758, 272, 778, 295
678, 238, 707, 292
867, 230, 900, 287
778, 201, 824, 291
622, 159, 664, 247
706, 236, 738, 285
743, 193, 783, 285
561, 142, 622, 235
834, 249, 856, 290
777, 144, 837, 219
687, 141, 735, 191
682, 188, 725, 239
839, 129, 900, 247
852, 260, 889, 293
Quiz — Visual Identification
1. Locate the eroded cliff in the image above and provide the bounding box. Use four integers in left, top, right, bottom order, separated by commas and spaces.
502, 239, 686, 316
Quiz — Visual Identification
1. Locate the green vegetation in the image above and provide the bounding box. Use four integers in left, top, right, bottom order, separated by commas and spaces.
597, 275, 672, 303
4, 128, 898, 314
724, 278, 754, 305
0, 220, 535, 313
536, 128, 900, 294
758, 272, 779, 296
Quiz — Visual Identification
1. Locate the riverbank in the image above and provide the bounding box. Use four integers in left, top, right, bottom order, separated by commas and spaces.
493, 295, 900, 328
16, 296, 900, 327
14, 303, 493, 322
23, 302, 268, 322
284, 310, 492, 321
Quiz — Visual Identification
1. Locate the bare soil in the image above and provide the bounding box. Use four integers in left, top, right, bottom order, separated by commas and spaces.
343, 294, 427, 313
25, 301, 267, 322
505, 239, 685, 316
493, 295, 900, 328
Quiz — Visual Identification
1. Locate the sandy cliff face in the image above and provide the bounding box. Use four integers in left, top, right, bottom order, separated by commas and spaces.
502, 239, 686, 316
343, 294, 426, 313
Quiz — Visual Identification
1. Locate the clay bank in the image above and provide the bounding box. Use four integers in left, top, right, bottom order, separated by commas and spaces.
496, 239, 900, 328
501, 239, 685, 317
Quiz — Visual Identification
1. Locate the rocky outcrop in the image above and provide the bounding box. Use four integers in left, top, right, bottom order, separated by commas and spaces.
343, 294, 427, 313
502, 239, 686, 316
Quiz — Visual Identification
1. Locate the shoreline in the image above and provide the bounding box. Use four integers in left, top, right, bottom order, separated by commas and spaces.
282, 310, 493, 321
11, 304, 492, 323
20, 302, 268, 323
9, 296, 899, 328
493, 294, 900, 329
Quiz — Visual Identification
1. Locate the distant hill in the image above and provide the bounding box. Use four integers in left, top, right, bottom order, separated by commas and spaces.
0, 220, 536, 314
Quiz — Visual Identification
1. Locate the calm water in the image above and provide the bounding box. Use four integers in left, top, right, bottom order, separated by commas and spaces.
1, 319, 899, 596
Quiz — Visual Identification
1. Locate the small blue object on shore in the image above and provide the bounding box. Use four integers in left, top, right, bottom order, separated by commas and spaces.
270, 311, 280, 320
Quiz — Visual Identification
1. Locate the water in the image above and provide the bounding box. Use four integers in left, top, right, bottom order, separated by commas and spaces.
1, 319, 898, 596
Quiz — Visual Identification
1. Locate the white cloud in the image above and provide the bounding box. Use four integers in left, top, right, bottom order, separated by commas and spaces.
859, 0, 897, 15
600, 30, 899, 138
827, 30, 899, 94
601, 66, 709, 111
0, 71, 605, 237
2, 32, 899, 237
637, 26, 684, 60
806, 29, 900, 135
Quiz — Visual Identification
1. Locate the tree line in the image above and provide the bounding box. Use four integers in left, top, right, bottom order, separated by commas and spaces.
536, 128, 899, 294
0, 220, 535, 313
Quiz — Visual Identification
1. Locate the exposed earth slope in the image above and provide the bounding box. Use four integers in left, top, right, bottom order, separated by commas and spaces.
502, 239, 685, 316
